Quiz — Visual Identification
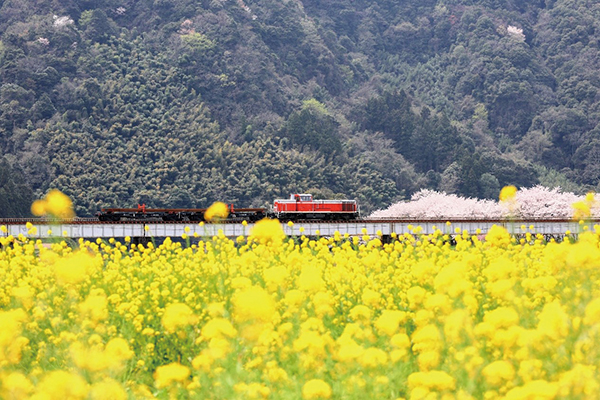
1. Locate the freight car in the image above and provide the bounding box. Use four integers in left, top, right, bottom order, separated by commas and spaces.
97, 194, 360, 222
97, 204, 267, 222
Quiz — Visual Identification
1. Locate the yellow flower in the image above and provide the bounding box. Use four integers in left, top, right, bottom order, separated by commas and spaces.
434, 262, 471, 297
233, 286, 276, 323
293, 330, 330, 359
162, 303, 197, 333
12, 285, 34, 310
485, 225, 511, 248
391, 332, 411, 350
537, 301, 569, 340
79, 290, 108, 323
358, 347, 388, 368
558, 364, 599, 397
154, 363, 190, 388
234, 382, 271, 399
192, 353, 213, 371
302, 379, 332, 399
483, 307, 519, 329
33, 370, 89, 400
46, 189, 75, 218
54, 251, 96, 284
518, 359, 543, 383
584, 298, 600, 325
572, 200, 591, 221
362, 288, 382, 308
264, 265, 289, 290
482, 360, 515, 386
231, 276, 252, 290
0, 309, 27, 348
31, 199, 47, 216
313, 291, 335, 317
264, 364, 290, 383
483, 256, 514, 281
70, 342, 109, 371
284, 290, 306, 308
407, 370, 455, 391
204, 201, 229, 222
250, 218, 285, 244
444, 309, 474, 346
201, 318, 237, 339
412, 324, 442, 354
407, 286, 428, 308
417, 350, 441, 371
504, 380, 558, 399
1, 372, 33, 399
105, 337, 134, 366
585, 192, 595, 203
297, 265, 326, 293
349, 305, 372, 322
90, 378, 127, 400
32, 189, 75, 219
375, 310, 406, 336
499, 185, 517, 202
336, 337, 364, 362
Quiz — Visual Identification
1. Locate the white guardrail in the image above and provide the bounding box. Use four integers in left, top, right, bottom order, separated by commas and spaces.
1, 219, 592, 239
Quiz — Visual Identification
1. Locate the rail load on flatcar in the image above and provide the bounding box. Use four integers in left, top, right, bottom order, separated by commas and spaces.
273, 194, 360, 221
97, 204, 267, 222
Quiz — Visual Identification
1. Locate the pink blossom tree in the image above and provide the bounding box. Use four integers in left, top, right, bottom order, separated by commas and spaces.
370, 186, 597, 219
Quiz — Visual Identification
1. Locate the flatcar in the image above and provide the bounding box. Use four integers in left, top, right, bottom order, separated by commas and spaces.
97, 204, 267, 222
97, 194, 360, 222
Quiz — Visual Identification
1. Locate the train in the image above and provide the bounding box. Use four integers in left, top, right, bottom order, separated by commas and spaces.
97, 194, 360, 222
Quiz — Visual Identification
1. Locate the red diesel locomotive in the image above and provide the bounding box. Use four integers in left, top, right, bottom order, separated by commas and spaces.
97, 194, 360, 222
272, 194, 359, 220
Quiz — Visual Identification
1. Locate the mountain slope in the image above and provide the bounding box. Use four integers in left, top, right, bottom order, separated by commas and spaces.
0, 0, 598, 216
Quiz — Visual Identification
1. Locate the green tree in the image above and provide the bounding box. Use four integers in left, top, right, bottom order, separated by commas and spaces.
281, 99, 342, 157
0, 157, 33, 217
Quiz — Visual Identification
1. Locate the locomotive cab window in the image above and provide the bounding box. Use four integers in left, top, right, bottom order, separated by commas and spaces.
300, 195, 312, 201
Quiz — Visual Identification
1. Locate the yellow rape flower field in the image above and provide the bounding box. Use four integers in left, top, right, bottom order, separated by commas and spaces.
2, 219, 600, 399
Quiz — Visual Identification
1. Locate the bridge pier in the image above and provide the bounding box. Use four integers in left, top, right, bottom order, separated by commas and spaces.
131, 236, 151, 246
380, 235, 393, 244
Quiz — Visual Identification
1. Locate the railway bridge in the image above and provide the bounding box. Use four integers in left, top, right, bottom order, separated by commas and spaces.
0, 218, 593, 241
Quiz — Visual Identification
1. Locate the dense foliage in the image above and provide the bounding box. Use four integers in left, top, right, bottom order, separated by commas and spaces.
1, 0, 599, 215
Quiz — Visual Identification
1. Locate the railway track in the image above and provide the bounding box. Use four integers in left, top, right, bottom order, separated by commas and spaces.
0, 217, 596, 224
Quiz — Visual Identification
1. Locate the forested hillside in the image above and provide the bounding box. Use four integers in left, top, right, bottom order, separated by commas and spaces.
0, 0, 599, 216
